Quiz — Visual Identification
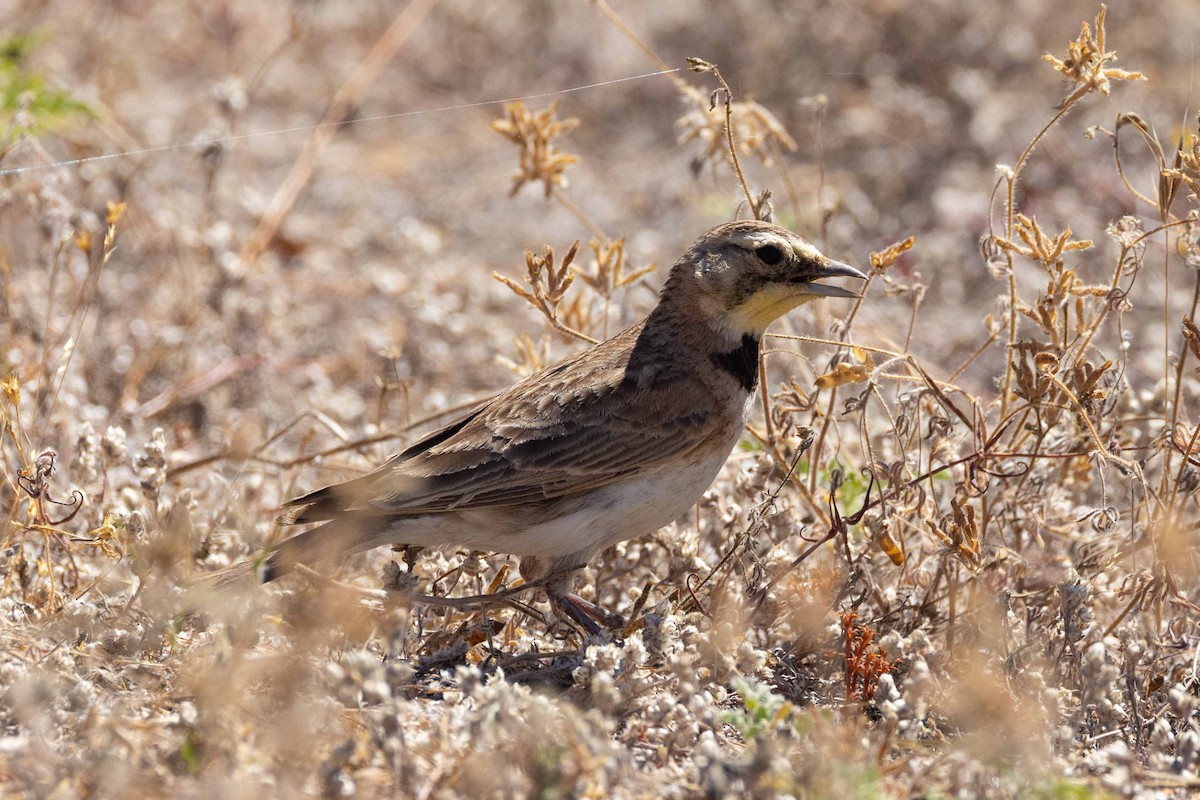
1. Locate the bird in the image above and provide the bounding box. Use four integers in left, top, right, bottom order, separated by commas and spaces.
237, 220, 865, 633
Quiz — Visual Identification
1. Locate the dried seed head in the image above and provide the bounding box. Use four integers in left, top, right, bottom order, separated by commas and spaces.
1042, 4, 1145, 103
489, 100, 579, 198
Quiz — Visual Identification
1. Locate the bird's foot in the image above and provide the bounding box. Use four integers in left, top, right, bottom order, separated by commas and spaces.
548, 591, 626, 637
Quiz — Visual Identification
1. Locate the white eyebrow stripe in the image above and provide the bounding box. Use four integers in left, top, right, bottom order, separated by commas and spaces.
792, 240, 824, 261
727, 230, 791, 250
728, 230, 825, 262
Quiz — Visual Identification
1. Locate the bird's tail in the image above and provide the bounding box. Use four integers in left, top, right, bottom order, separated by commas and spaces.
259, 517, 381, 581
193, 516, 385, 587
189, 550, 270, 590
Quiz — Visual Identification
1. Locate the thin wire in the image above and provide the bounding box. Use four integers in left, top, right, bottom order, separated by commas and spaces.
0, 67, 682, 177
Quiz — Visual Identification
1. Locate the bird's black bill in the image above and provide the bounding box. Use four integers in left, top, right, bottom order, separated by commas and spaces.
801, 259, 868, 299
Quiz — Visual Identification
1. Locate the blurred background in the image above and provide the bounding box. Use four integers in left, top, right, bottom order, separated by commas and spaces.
3, 0, 1196, 438
3, 1, 1199, 797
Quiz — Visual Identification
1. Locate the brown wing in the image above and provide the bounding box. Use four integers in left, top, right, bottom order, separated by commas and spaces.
282, 322, 725, 523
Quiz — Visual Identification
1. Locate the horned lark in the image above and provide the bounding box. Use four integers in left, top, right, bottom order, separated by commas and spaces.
252, 220, 864, 633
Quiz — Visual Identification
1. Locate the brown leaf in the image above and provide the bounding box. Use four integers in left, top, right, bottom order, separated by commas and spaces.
815, 362, 870, 390
1184, 317, 1200, 361
878, 530, 905, 566
869, 236, 916, 272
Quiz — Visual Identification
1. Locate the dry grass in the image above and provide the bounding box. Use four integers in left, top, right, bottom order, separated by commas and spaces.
3, 1, 1200, 798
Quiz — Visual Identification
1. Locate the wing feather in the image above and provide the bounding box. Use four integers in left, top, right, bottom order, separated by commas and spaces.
281, 321, 728, 523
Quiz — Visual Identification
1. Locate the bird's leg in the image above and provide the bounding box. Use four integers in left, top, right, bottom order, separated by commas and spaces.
548, 591, 607, 636
533, 560, 627, 635
562, 592, 626, 630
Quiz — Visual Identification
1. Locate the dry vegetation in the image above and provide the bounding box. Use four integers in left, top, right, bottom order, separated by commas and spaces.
3, 1, 1200, 797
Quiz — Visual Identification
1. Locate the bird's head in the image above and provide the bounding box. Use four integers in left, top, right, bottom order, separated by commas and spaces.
664, 220, 867, 340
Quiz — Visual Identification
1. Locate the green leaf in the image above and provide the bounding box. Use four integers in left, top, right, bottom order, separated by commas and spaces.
0, 32, 95, 141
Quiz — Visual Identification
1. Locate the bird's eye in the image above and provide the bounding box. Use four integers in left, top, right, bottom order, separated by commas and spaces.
755, 244, 784, 266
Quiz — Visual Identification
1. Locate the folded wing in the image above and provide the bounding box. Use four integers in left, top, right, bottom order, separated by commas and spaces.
282, 325, 723, 524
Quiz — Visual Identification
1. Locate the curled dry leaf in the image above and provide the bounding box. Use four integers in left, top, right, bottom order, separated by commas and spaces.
1034, 351, 1061, 373
815, 347, 874, 390
869, 235, 916, 272
1183, 317, 1200, 361
878, 529, 905, 566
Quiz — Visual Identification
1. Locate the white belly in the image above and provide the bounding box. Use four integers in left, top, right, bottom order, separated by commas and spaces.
396, 448, 727, 566
380, 397, 752, 569
518, 453, 727, 558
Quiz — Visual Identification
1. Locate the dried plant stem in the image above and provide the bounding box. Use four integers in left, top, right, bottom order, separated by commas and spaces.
681, 57, 761, 217
870, 384, 905, 456
36, 236, 69, 417
244, 21, 302, 99
1168, 269, 1200, 434
759, 527, 844, 600
745, 425, 831, 528
1167, 418, 1200, 516
550, 185, 607, 241
1039, 370, 1134, 473
1067, 302, 1120, 371
712, 64, 758, 218
902, 287, 922, 353
994, 101, 1078, 419
759, 352, 775, 444
1068, 219, 1194, 365
1000, 406, 1039, 464
768, 333, 894, 358
1163, 249, 1172, 467
810, 100, 830, 248
999, 263, 1018, 419
768, 136, 804, 227
239, 0, 439, 269
946, 562, 959, 654
948, 330, 1000, 382
1100, 580, 1152, 640
166, 395, 493, 479
588, 0, 680, 84
35, 217, 122, 441
548, 316, 600, 345
808, 386, 839, 494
